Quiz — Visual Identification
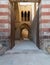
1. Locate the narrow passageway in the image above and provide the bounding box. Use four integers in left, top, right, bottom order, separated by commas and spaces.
0, 0, 50, 65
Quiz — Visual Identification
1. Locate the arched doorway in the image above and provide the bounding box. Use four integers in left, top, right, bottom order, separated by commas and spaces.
20, 24, 31, 40
10, 1, 40, 48
21, 28, 29, 40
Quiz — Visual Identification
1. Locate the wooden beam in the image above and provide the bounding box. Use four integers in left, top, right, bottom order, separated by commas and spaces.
38, 0, 41, 4
11, 2, 15, 48
34, 2, 36, 16
10, 0, 39, 2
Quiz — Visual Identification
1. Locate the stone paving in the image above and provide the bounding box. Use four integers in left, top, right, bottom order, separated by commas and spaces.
0, 40, 50, 65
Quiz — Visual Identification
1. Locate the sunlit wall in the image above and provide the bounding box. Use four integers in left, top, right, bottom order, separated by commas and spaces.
18, 2, 38, 21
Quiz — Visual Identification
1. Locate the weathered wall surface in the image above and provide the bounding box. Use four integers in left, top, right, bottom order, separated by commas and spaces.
31, 9, 39, 47
39, 0, 50, 53
0, 0, 11, 49
18, 3, 32, 22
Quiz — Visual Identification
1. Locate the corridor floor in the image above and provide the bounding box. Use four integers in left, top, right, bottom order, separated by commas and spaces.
0, 40, 50, 65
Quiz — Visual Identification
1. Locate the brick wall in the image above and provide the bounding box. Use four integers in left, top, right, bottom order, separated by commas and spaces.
0, 0, 11, 40
0, 0, 11, 49
39, 0, 50, 52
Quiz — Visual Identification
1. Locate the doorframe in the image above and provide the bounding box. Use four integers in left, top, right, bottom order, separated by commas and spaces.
10, 0, 41, 48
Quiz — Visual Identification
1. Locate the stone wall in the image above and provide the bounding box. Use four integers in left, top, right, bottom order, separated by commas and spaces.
39, 0, 50, 53
31, 9, 39, 47
0, 0, 11, 49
